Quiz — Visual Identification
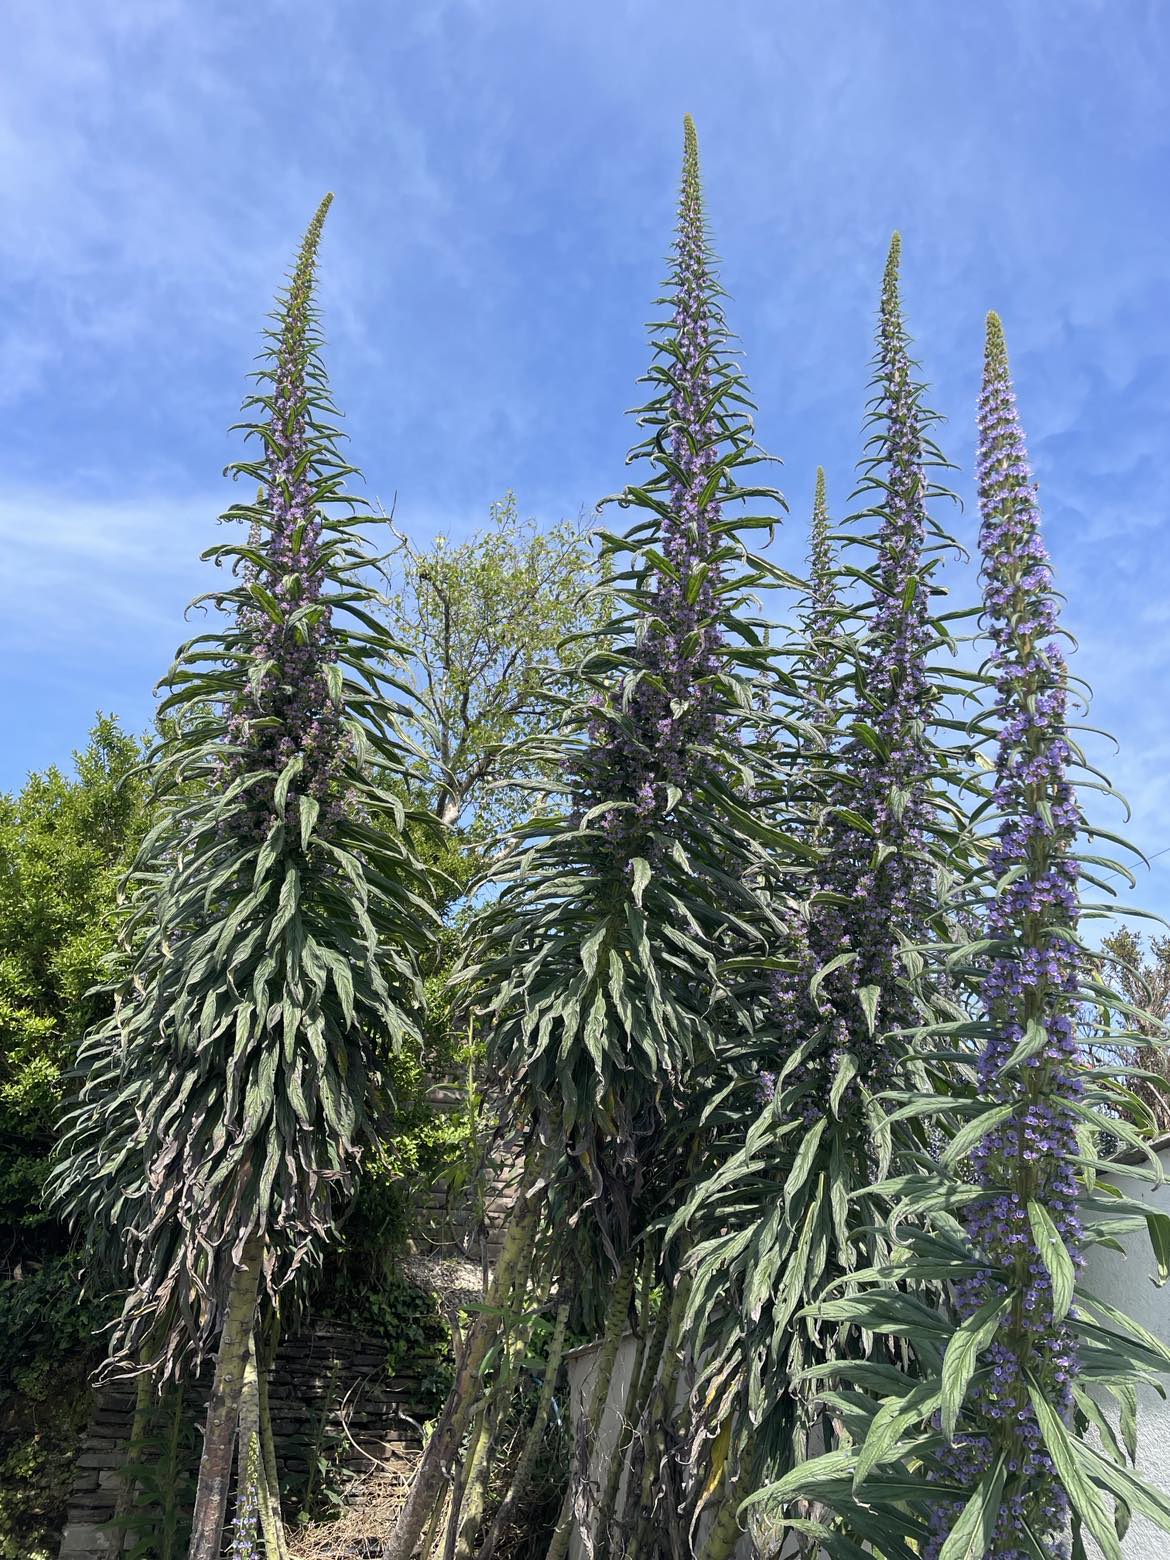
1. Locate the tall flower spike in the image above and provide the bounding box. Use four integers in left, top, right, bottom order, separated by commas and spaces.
575, 112, 731, 869
677, 240, 957, 1494
927, 313, 1084, 1559
802, 464, 841, 718
225, 193, 351, 841
808, 234, 940, 1095
808, 466, 835, 640
846, 235, 935, 1019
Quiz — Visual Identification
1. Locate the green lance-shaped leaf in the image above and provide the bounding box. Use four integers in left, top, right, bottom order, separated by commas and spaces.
1027, 1200, 1076, 1321
940, 1294, 1009, 1442
936, 1459, 1006, 1560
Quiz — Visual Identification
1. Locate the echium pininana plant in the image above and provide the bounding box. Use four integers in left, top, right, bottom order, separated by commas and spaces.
675, 241, 969, 1544
379, 117, 798, 1560
478, 115, 788, 1274
51, 195, 436, 1560
923, 313, 1088, 1558
452, 120, 794, 1560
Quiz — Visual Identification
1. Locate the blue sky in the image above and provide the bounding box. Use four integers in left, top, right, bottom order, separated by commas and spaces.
2, 0, 1168, 915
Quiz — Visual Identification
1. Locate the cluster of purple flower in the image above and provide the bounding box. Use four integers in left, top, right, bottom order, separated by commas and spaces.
767, 239, 934, 1110
222, 195, 351, 846
927, 314, 1083, 1559
226, 1441, 261, 1560
575, 117, 724, 870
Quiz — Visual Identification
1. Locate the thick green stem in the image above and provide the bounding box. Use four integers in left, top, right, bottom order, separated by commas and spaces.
452, 1229, 543, 1558
478, 1300, 570, 1560
188, 1237, 264, 1560
451, 1402, 493, 1559
382, 1162, 546, 1560
694, 1464, 744, 1560
238, 1332, 287, 1558
618, 1274, 675, 1544
420, 1484, 451, 1560
257, 1326, 288, 1560
545, 1257, 635, 1560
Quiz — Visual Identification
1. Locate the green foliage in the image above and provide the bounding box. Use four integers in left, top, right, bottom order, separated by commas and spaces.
1101, 928, 1170, 1132
0, 716, 146, 1253
0, 720, 145, 1560
0, 1372, 91, 1560
0, 1256, 111, 1560
109, 1384, 200, 1560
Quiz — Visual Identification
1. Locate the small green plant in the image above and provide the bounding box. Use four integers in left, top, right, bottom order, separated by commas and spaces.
107, 1384, 200, 1560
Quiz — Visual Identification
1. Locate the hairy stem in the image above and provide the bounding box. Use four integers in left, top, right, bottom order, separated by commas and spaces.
479, 1300, 571, 1560
627, 1273, 690, 1560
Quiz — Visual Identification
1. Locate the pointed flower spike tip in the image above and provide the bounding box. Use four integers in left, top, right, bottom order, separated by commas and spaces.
293, 193, 334, 278
680, 116, 701, 216
984, 308, 1007, 369
810, 467, 831, 580
883, 231, 902, 284
879, 234, 904, 342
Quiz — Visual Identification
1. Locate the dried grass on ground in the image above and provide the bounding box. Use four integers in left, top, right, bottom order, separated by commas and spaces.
287, 1471, 410, 1559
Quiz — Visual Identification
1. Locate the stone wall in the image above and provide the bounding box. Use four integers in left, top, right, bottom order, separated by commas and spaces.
409, 1084, 524, 1274
57, 1325, 428, 1559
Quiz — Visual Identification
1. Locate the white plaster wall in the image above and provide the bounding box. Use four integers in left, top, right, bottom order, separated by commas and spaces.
1081, 1144, 1170, 1558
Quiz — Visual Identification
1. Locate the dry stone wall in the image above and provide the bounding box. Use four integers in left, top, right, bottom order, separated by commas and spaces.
57, 1326, 426, 1559
57, 1087, 524, 1559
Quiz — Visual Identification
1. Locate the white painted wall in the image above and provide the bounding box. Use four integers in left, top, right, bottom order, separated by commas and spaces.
1082, 1142, 1170, 1558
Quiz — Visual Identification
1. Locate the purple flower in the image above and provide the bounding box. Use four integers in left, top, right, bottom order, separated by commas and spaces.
927, 313, 1082, 1560
227, 1440, 261, 1559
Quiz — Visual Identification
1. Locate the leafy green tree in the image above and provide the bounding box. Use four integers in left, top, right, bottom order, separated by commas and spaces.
385, 492, 599, 836
0, 716, 146, 1560
1101, 928, 1170, 1132
0, 715, 146, 1256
